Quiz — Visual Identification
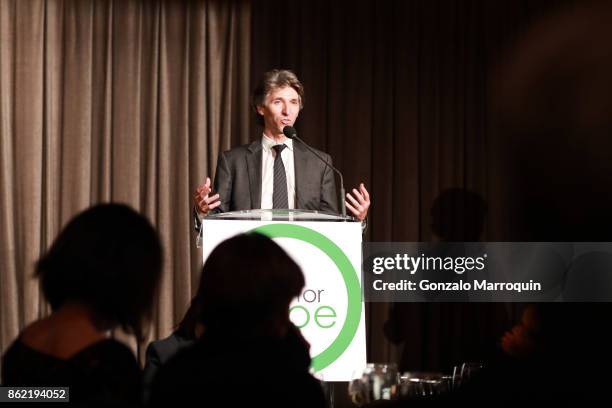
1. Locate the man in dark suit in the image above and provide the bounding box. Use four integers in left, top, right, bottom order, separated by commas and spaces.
193, 69, 370, 222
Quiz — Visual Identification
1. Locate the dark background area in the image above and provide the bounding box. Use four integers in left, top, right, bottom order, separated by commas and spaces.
250, 0, 575, 372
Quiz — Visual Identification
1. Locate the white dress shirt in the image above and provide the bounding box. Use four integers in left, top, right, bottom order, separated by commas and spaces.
261, 134, 296, 209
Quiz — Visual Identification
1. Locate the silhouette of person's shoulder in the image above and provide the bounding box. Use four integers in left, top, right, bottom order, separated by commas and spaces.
145, 332, 194, 365
3, 337, 141, 405
150, 332, 325, 407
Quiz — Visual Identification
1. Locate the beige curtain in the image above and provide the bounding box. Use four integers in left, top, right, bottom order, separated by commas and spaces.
0, 0, 251, 364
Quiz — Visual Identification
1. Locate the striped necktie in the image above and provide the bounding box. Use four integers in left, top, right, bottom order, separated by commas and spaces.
272, 144, 288, 209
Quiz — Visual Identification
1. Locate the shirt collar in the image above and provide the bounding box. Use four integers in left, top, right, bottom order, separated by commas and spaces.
261, 133, 293, 152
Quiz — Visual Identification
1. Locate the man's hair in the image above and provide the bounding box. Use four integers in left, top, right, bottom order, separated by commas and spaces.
36, 203, 163, 340
251, 69, 305, 126
197, 233, 304, 331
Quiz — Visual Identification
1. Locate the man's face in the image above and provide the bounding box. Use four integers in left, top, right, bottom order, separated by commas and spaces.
257, 86, 301, 136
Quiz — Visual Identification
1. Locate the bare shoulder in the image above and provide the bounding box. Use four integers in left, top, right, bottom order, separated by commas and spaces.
19, 314, 106, 359
19, 317, 54, 349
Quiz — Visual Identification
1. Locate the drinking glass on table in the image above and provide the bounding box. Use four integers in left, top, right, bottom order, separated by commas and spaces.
348, 363, 399, 406
399, 372, 447, 398
451, 362, 485, 390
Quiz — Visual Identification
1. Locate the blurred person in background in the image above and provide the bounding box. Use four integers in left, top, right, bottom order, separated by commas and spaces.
142, 295, 204, 404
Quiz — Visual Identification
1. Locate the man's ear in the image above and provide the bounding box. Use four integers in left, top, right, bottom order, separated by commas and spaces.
256, 105, 264, 116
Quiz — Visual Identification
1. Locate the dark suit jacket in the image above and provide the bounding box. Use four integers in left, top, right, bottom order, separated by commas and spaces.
142, 333, 194, 404
213, 139, 339, 214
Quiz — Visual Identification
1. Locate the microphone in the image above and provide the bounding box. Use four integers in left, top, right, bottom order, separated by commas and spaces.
283, 126, 347, 218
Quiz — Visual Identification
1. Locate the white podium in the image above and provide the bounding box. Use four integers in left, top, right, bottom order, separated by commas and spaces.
201, 209, 366, 381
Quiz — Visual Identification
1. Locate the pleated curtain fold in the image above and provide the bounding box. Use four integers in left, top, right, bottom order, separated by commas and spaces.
0, 0, 251, 364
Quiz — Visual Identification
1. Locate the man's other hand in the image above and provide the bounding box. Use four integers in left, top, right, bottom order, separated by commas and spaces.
193, 177, 221, 216
346, 183, 370, 221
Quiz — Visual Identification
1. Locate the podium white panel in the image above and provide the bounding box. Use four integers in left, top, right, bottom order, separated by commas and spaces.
201, 216, 366, 381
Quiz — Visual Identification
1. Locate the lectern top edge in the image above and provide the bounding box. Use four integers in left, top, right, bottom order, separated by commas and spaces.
205, 209, 357, 222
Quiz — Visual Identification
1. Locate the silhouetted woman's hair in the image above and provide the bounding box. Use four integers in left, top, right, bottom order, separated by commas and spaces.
197, 233, 304, 331
35, 203, 163, 340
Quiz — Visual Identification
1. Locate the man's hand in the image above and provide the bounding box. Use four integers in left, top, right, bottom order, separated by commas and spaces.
346, 183, 370, 221
193, 177, 221, 216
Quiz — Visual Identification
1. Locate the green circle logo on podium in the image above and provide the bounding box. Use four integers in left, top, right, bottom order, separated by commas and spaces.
250, 223, 362, 371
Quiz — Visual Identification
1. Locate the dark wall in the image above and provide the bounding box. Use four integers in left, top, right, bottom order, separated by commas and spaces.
250, 0, 573, 243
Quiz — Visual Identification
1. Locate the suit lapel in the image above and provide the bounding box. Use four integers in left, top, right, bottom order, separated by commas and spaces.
293, 141, 308, 209
246, 140, 262, 209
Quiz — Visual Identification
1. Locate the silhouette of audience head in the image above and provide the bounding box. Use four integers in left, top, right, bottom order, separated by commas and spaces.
197, 233, 304, 337
147, 233, 324, 407
35, 203, 162, 340
431, 188, 487, 241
